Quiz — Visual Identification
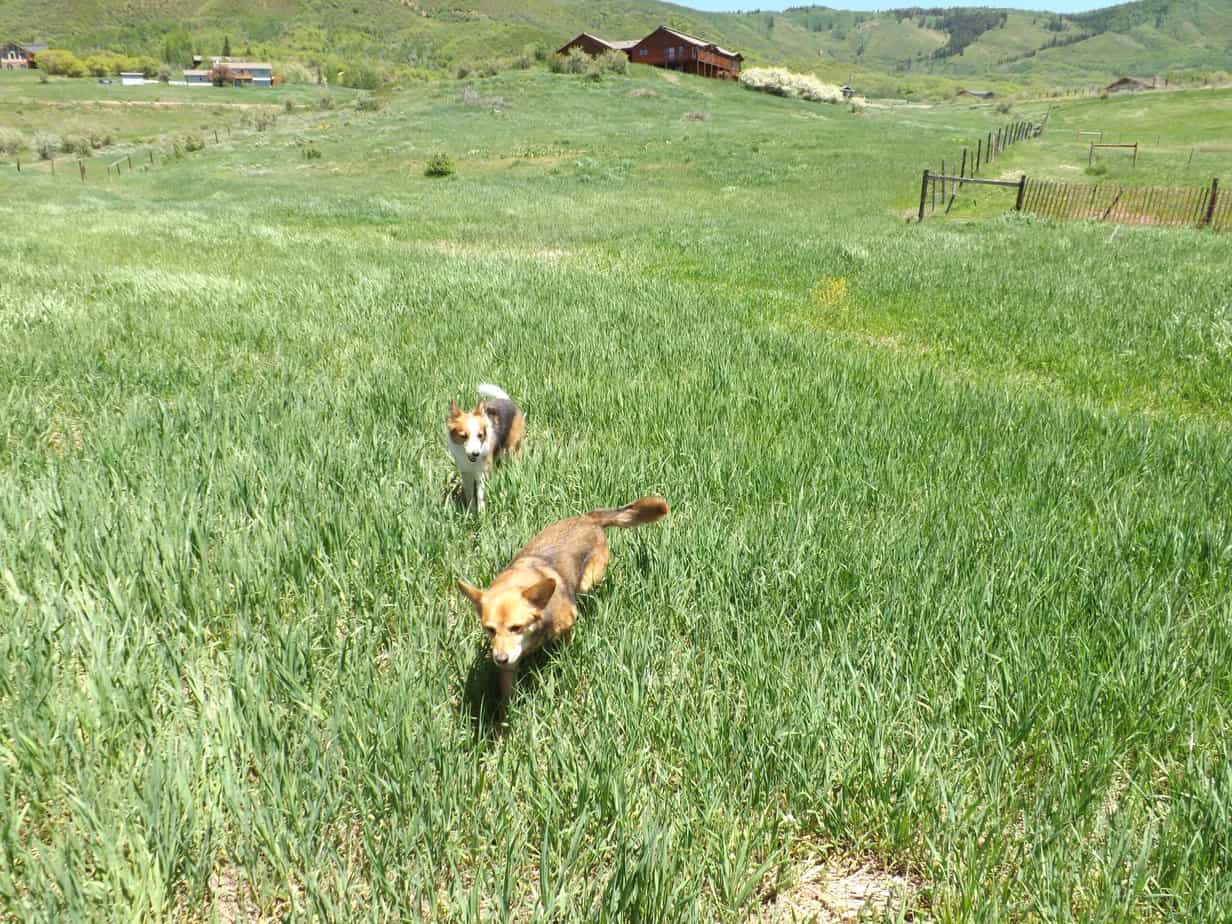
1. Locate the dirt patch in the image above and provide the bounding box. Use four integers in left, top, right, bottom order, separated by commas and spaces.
208, 864, 256, 924
658, 71, 681, 85
629, 88, 658, 98
759, 857, 914, 922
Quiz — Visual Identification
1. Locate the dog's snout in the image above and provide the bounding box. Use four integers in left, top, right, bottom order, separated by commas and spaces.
467, 452, 480, 462
493, 651, 509, 665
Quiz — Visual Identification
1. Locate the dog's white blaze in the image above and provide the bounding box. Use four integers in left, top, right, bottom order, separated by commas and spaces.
464, 415, 486, 459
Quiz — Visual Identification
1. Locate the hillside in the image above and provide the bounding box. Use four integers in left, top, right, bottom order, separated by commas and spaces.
2, 0, 1230, 86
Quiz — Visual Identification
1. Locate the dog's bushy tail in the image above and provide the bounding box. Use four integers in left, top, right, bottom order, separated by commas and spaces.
477, 383, 511, 401
586, 496, 669, 529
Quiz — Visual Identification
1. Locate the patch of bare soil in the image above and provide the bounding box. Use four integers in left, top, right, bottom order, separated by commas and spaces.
759, 857, 915, 923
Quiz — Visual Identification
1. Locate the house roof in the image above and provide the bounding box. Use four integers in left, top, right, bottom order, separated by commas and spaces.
1106, 76, 1148, 87
653, 27, 742, 59
183, 69, 210, 76
19, 43, 48, 52
562, 33, 638, 51
224, 62, 272, 70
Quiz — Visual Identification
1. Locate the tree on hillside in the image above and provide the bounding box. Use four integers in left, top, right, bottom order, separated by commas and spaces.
222, 35, 231, 57
162, 27, 193, 65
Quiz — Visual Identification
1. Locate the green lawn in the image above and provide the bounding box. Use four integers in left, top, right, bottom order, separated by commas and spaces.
1, 69, 1231, 922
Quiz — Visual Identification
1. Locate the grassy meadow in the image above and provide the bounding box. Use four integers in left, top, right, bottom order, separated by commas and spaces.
1, 67, 1231, 922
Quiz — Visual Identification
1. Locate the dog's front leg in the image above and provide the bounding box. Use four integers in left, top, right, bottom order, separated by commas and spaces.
460, 470, 477, 510
475, 475, 486, 513
496, 666, 515, 702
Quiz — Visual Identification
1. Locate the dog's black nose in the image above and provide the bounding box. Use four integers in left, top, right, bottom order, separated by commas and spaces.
468, 452, 480, 462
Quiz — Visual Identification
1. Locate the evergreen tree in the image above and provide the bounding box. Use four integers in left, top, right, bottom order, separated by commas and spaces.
222, 36, 231, 57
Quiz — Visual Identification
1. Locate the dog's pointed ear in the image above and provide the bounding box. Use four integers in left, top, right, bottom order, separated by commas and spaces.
456, 579, 484, 607
447, 399, 460, 419
522, 576, 556, 610
472, 401, 486, 417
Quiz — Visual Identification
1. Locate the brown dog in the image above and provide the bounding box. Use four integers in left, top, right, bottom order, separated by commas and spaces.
457, 496, 669, 701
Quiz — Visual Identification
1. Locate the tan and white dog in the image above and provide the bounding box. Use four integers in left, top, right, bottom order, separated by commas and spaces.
457, 496, 669, 702
445, 384, 525, 512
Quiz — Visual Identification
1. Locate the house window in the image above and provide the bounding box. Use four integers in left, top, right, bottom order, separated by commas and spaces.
639, 48, 647, 57
667, 47, 675, 58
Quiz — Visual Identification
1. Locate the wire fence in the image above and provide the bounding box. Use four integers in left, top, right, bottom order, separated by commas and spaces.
1022, 177, 1226, 230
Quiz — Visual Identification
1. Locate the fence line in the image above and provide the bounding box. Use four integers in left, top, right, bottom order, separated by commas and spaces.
918, 172, 1225, 231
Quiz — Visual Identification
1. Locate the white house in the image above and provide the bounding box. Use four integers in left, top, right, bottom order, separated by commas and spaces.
120, 71, 145, 86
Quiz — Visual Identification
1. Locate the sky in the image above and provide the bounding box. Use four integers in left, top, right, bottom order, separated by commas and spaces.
681, 0, 1109, 10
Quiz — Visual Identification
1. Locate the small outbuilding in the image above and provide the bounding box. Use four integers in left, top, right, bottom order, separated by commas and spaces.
556, 33, 638, 56
120, 71, 145, 86
840, 84, 855, 99
958, 88, 996, 99
1104, 76, 1151, 93
184, 69, 210, 85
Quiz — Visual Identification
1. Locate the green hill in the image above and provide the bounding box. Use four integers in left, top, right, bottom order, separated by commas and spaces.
2, 0, 1230, 87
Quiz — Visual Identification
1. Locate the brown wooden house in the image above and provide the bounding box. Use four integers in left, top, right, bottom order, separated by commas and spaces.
627, 26, 742, 79
556, 33, 638, 57
1, 42, 47, 70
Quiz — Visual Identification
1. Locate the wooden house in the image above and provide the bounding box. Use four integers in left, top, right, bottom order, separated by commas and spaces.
1105, 76, 1151, 93
626, 27, 742, 79
1, 42, 47, 70
957, 88, 996, 99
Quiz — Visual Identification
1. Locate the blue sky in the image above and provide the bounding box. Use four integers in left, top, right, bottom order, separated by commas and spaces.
681, 0, 1109, 11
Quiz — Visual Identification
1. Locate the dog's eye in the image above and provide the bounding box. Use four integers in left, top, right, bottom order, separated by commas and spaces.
508, 624, 523, 634
483, 626, 495, 636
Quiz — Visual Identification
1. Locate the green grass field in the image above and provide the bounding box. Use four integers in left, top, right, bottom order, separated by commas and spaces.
2, 68, 1231, 922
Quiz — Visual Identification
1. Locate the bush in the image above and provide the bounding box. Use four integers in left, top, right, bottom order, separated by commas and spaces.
209, 64, 232, 86
424, 152, 454, 177
478, 61, 500, 78
594, 50, 628, 76
318, 92, 335, 110
182, 133, 205, 152
341, 62, 382, 90
60, 134, 91, 156
84, 53, 123, 77
995, 100, 1012, 114
356, 95, 380, 112
87, 129, 113, 149
157, 65, 171, 83
302, 143, 322, 160
740, 67, 843, 103
33, 132, 60, 160
34, 49, 86, 78
561, 48, 590, 75
0, 127, 25, 156
455, 63, 472, 79
284, 98, 295, 113
254, 111, 277, 132
280, 62, 314, 85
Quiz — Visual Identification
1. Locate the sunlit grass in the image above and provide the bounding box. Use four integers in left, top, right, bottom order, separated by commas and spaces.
1, 69, 1230, 922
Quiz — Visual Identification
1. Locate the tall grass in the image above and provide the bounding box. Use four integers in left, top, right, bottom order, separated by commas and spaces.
1, 70, 1230, 922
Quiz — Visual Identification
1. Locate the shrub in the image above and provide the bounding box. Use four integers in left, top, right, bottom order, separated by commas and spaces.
280, 62, 314, 85
87, 129, 113, 149
209, 64, 232, 86
33, 132, 60, 160
424, 152, 454, 177
455, 63, 472, 79
157, 65, 171, 83
341, 62, 382, 90
685, 110, 711, 121
318, 92, 335, 110
356, 95, 380, 112
0, 127, 25, 155
995, 100, 1012, 114
303, 143, 322, 160
478, 61, 500, 78
34, 49, 86, 78
61, 134, 91, 156
547, 54, 566, 74
561, 47, 590, 75
254, 111, 277, 132
284, 98, 295, 113
595, 50, 628, 76
84, 53, 122, 77
182, 133, 205, 152
740, 67, 843, 103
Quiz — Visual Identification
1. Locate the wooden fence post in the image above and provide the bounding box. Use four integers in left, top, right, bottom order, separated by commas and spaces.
941, 160, 946, 200
1201, 177, 1219, 228
1015, 175, 1027, 211
918, 169, 930, 222
15, 156, 19, 172
976, 139, 982, 174
79, 160, 85, 182
1132, 143, 1138, 167
214, 128, 219, 143
959, 148, 968, 186
1089, 144, 1094, 167
127, 154, 133, 170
